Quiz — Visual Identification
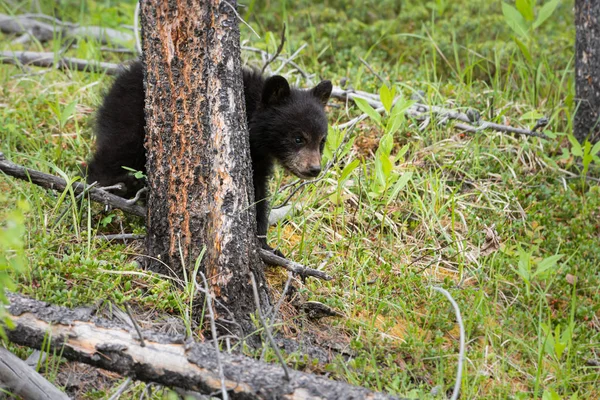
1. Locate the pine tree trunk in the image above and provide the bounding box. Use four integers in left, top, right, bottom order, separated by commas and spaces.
141, 0, 269, 337
575, 0, 600, 143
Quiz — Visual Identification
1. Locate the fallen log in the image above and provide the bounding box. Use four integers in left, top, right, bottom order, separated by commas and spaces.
0, 346, 70, 400
5, 292, 403, 400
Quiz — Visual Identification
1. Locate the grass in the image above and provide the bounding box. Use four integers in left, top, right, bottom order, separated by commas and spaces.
1, 0, 599, 398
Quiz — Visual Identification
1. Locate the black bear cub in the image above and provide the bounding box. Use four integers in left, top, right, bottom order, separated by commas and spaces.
87, 60, 332, 253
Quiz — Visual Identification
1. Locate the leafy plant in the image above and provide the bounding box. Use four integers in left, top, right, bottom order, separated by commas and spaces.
513, 244, 563, 297
352, 85, 415, 202
0, 198, 29, 338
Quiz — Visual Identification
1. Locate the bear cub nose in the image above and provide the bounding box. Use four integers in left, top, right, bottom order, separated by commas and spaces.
307, 165, 321, 177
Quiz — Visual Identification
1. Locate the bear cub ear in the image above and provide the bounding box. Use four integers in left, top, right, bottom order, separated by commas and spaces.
311, 80, 332, 106
262, 75, 291, 105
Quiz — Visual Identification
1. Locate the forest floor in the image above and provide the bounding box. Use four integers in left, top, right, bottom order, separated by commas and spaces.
1, 0, 599, 399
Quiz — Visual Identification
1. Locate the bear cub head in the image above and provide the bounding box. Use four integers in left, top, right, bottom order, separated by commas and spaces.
249, 76, 333, 179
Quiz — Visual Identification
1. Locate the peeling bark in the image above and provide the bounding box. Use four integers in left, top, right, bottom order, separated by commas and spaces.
141, 0, 268, 337
575, 0, 600, 143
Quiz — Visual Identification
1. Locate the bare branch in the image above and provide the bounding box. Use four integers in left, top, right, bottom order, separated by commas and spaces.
259, 249, 333, 281
431, 287, 465, 400
0, 152, 145, 217
330, 86, 550, 139
0, 50, 121, 75
0, 13, 134, 46
262, 23, 286, 73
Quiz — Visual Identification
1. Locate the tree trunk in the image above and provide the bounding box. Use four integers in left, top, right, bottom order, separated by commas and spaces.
141, 0, 269, 337
575, 0, 600, 143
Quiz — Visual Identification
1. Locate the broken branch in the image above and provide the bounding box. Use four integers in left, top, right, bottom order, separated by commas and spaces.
0, 152, 145, 217
0, 50, 121, 75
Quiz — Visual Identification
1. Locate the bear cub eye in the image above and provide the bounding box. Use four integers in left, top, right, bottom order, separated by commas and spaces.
294, 136, 304, 145
319, 138, 326, 151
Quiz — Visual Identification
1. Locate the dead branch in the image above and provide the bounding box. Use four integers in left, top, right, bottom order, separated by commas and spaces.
0, 13, 133, 46
0, 50, 121, 75
259, 249, 333, 281
330, 86, 550, 139
0, 152, 145, 217
261, 23, 286, 73
5, 292, 402, 400
0, 346, 70, 400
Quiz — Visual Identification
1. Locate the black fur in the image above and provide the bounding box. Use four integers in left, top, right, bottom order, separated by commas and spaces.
87, 61, 332, 253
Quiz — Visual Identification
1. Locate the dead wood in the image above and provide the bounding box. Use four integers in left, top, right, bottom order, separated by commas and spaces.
330, 87, 550, 139
0, 346, 70, 400
0, 13, 133, 46
0, 152, 145, 217
5, 292, 403, 400
0, 50, 121, 75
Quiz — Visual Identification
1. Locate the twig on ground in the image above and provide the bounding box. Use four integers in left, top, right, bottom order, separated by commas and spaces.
259, 249, 332, 281
0, 152, 145, 217
98, 233, 145, 241
262, 23, 286, 73
100, 231, 330, 281
249, 271, 291, 381
359, 56, 387, 85
124, 303, 146, 347
108, 377, 132, 400
272, 43, 306, 76
0, 13, 133, 46
198, 271, 230, 400
330, 86, 550, 139
431, 286, 465, 400
125, 187, 148, 205
0, 50, 121, 75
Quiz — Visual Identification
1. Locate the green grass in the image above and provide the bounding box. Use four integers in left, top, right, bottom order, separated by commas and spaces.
1, 0, 599, 399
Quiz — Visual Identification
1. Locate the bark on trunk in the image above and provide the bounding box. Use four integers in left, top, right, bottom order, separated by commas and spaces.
575, 0, 600, 143
5, 293, 403, 400
141, 0, 269, 337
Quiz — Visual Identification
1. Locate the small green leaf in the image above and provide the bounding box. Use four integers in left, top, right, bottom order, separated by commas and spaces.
379, 84, 394, 113
354, 97, 382, 126
516, 0, 535, 21
502, 2, 529, 38
534, 254, 563, 277
568, 135, 583, 157
339, 159, 360, 184
60, 100, 77, 128
513, 36, 533, 63
394, 144, 410, 163
533, 0, 561, 30
381, 133, 394, 155
386, 171, 413, 204
591, 141, 600, 156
